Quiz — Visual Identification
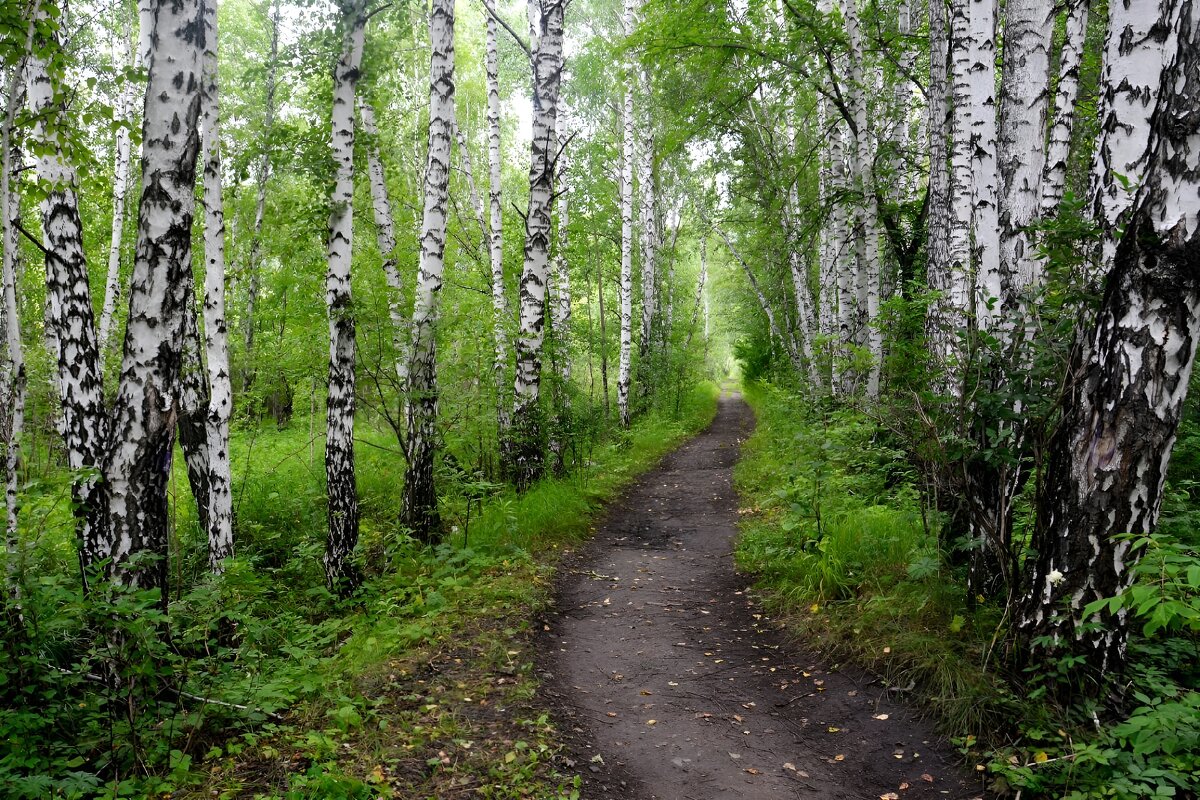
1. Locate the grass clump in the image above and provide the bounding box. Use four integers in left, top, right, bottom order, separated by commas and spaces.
734, 379, 1200, 798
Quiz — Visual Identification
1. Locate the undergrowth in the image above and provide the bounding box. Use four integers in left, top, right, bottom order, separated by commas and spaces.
0, 382, 719, 799
733, 379, 1200, 799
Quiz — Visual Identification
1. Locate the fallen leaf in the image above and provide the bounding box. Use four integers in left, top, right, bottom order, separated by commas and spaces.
899, 783, 910, 790
606, 712, 617, 718
834, 754, 845, 762
827, 726, 840, 733
640, 690, 653, 696
783, 762, 796, 771
881, 793, 899, 800
1034, 751, 1049, 764
873, 714, 890, 720
745, 768, 760, 775
921, 773, 934, 783
646, 719, 657, 726
729, 752, 742, 760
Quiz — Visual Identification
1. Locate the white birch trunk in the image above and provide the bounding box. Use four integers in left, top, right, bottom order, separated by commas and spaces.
635, 111, 657, 400
485, 9, 509, 435
843, 0, 884, 398
968, 0, 1001, 331
26, 26, 110, 578
925, 0, 954, 370
2, 45, 30, 599
617, 0, 635, 427
103, 0, 205, 592
1088, 0, 1178, 276
98, 20, 137, 374
996, 0, 1054, 325
944, 0, 974, 392
323, 0, 367, 592
359, 98, 409, 391
1039, 0, 1090, 216
402, 0, 454, 536
551, 135, 571, 385
201, 0, 233, 569
1020, 0, 1200, 678
508, 0, 566, 487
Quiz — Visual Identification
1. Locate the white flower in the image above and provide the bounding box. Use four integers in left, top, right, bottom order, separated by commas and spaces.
1047, 569, 1065, 586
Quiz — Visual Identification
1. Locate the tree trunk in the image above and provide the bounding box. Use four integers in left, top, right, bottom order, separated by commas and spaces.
98, 17, 138, 374
925, 0, 955, 382
2, 34, 31, 600
1019, 0, 1199, 685
967, 0, 1001, 332
1039, 0, 1090, 216
617, 0, 635, 429
359, 98, 410, 394
635, 113, 657, 404
26, 28, 110, 583
1087, 0, 1180, 277
548, 135, 571, 470
715, 225, 802, 373
178, 295, 212, 540
996, 0, 1053, 325
323, 0, 367, 593
201, 0, 233, 569
402, 0, 455, 538
843, 0, 885, 398
242, 0, 280, 393
102, 0, 205, 594
508, 0, 566, 489
944, 0, 973, 395
485, 8, 510, 438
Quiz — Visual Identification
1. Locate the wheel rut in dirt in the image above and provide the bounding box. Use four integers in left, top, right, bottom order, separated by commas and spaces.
540, 392, 982, 800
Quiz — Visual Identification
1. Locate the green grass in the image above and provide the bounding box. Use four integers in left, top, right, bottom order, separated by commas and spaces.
1, 382, 720, 800
732, 379, 1200, 799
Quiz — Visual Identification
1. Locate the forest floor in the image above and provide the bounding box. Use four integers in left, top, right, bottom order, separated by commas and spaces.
538, 392, 984, 800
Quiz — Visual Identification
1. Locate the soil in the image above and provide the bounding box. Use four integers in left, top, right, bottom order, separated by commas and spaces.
538, 392, 985, 800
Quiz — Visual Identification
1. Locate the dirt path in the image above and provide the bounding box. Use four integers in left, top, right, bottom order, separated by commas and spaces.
540, 393, 983, 800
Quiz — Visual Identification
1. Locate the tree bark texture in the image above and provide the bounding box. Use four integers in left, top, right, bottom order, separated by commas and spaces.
1039, 0, 1090, 215
102, 0, 206, 594
402, 0, 455, 537
201, 0, 233, 569
507, 0, 566, 489
323, 0, 367, 593
1019, 0, 1200, 683
617, 0, 635, 428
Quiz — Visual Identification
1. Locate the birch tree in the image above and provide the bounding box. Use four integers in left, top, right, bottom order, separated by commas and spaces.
1019, 0, 1199, 681
967, 0, 1001, 331
485, 3, 509, 436
26, 18, 110, 578
323, 0, 368, 592
507, 0, 566, 487
925, 0, 955, 379
101, 0, 206, 591
617, 0, 635, 427
359, 98, 409, 392
402, 0, 455, 536
201, 0, 233, 568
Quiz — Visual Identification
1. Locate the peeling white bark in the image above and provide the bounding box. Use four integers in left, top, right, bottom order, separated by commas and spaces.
485, 9, 510, 436
1089, 0, 1180, 276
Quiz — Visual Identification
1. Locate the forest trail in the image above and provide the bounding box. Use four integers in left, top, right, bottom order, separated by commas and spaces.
540, 392, 981, 800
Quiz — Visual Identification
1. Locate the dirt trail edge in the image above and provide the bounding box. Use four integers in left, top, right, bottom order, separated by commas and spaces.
539, 392, 983, 800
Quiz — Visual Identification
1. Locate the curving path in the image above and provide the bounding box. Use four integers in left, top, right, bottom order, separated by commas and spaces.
540, 392, 982, 800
